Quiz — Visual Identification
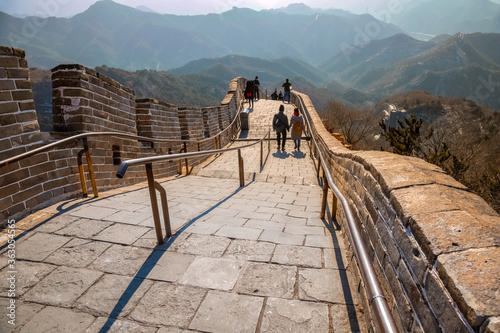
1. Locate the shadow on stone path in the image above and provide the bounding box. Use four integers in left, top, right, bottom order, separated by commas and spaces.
0, 99, 367, 333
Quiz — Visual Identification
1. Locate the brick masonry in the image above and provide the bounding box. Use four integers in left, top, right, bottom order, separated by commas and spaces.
291, 92, 500, 333
0, 48, 246, 225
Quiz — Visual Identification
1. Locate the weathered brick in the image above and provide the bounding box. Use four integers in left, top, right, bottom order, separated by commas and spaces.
7, 201, 25, 217
19, 100, 36, 111
12, 184, 43, 203
7, 68, 29, 79
15, 79, 32, 90
20, 132, 42, 145
19, 153, 49, 168
425, 269, 471, 332
397, 259, 441, 332
0, 101, 19, 113
11, 90, 34, 101
22, 121, 40, 133
15, 110, 37, 123
28, 160, 57, 176
0, 91, 12, 101
43, 177, 69, 191
0, 168, 29, 187
0, 57, 19, 68
383, 255, 414, 331
392, 221, 429, 284
376, 216, 400, 266
0, 195, 14, 212
25, 191, 53, 209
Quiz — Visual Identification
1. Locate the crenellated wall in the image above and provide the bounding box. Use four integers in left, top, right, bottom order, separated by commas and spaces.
0, 47, 246, 225
292, 92, 500, 333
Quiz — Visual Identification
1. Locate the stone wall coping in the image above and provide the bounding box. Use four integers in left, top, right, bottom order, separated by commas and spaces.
135, 98, 176, 108
51, 64, 135, 95
0, 46, 26, 57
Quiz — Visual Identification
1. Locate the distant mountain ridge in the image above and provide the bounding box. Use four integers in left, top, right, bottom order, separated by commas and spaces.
318, 32, 500, 109
390, 0, 500, 36
0, 0, 403, 70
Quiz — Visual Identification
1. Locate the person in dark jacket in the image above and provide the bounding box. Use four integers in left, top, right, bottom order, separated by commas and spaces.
244, 80, 254, 108
272, 104, 289, 151
282, 78, 292, 103
253, 76, 260, 100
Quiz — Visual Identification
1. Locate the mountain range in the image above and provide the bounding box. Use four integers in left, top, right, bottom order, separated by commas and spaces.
0, 0, 404, 70
1, 0, 500, 111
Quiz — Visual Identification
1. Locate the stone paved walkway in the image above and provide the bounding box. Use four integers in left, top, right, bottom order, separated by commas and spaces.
0, 99, 367, 332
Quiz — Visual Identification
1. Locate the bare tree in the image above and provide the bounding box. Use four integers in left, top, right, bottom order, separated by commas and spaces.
323, 101, 379, 148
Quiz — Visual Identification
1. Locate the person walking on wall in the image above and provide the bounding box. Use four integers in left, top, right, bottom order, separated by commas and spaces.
253, 76, 260, 100
290, 107, 304, 151
272, 104, 289, 151
244, 80, 254, 108
282, 78, 292, 104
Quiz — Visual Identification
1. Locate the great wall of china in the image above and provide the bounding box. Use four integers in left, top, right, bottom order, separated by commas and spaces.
1, 46, 499, 332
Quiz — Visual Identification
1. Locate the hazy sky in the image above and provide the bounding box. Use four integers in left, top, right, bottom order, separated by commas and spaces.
0, 0, 401, 17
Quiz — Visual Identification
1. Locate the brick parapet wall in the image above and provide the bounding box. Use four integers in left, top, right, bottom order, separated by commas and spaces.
135, 98, 181, 140
52, 64, 136, 134
202, 106, 220, 138
291, 92, 500, 333
1, 51, 241, 225
0, 46, 42, 162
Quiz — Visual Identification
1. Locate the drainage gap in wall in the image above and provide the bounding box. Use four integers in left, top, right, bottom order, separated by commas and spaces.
112, 145, 121, 165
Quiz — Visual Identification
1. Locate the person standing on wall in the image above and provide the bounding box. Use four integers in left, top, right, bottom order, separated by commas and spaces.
253, 76, 260, 100
272, 104, 289, 151
282, 78, 292, 104
244, 80, 254, 108
271, 89, 278, 100
290, 107, 304, 151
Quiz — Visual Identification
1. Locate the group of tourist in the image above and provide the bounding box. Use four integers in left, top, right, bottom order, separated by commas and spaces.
244, 77, 302, 152
272, 105, 304, 152
244, 77, 293, 107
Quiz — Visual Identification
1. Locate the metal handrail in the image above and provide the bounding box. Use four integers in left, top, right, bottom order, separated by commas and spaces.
0, 98, 244, 198
116, 129, 271, 244
116, 130, 270, 178
293, 93, 398, 333
0, 102, 244, 168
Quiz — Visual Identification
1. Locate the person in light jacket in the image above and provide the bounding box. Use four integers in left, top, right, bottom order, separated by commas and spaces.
290, 108, 304, 151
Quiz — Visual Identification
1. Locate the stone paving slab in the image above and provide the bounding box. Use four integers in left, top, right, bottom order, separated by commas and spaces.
0, 99, 367, 332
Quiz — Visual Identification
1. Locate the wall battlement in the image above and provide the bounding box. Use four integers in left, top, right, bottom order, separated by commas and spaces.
0, 48, 245, 225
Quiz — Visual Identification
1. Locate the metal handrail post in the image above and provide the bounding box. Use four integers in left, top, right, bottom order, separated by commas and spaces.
317, 155, 322, 178
154, 181, 172, 238
268, 129, 271, 150
320, 175, 329, 219
77, 149, 88, 197
183, 142, 189, 173
238, 148, 244, 187
145, 163, 164, 245
83, 138, 98, 197
260, 140, 263, 167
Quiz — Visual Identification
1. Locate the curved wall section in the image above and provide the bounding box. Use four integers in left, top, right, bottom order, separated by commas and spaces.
292, 92, 500, 333
0, 47, 246, 226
